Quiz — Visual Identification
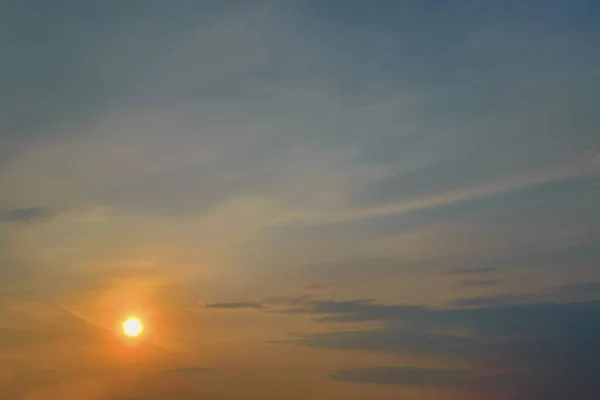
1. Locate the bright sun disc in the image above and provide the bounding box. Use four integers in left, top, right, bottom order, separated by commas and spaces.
123, 317, 143, 337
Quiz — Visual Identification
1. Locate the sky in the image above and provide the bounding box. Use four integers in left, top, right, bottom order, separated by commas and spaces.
1, 1, 600, 399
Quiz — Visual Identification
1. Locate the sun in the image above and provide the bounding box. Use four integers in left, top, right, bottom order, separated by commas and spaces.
122, 317, 143, 337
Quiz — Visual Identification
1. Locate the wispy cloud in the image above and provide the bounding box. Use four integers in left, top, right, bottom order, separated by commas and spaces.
280, 163, 597, 227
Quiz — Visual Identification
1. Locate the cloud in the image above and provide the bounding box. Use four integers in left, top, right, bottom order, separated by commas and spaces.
451, 280, 600, 307
265, 295, 600, 398
201, 301, 263, 310
198, 296, 315, 312
449, 266, 497, 276
457, 278, 500, 287
329, 366, 473, 387
279, 165, 597, 227
451, 296, 519, 308
1, 207, 53, 223
559, 281, 600, 297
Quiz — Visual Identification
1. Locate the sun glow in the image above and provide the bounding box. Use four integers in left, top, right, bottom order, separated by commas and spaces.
122, 317, 143, 337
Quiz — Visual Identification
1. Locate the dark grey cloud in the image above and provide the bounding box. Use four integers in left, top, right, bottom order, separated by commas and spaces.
451, 296, 520, 308
200, 296, 315, 312
290, 327, 496, 359
452, 280, 600, 308
448, 241, 600, 279
457, 278, 500, 287
329, 366, 473, 387
268, 296, 600, 399
202, 301, 263, 310
281, 297, 600, 337
559, 281, 600, 296
450, 266, 497, 276
2, 207, 53, 223
330, 365, 530, 398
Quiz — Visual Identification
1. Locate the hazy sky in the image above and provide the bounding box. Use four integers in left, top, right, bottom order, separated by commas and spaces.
2, 1, 600, 399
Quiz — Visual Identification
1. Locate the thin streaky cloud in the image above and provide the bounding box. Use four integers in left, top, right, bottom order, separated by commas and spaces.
280, 162, 595, 227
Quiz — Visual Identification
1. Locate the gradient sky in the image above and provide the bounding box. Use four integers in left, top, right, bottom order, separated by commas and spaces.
2, 1, 600, 399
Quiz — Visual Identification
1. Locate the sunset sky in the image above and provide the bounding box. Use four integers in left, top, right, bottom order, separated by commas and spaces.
1, 1, 600, 399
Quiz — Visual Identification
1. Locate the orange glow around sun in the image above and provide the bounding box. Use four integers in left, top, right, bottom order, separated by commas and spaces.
122, 317, 143, 337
